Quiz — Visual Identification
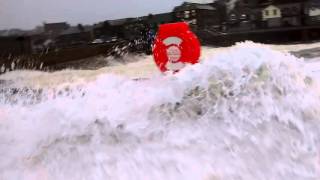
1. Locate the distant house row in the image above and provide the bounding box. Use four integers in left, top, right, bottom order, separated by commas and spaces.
0, 13, 176, 56
172, 0, 320, 32
2, 0, 320, 57
0, 22, 94, 56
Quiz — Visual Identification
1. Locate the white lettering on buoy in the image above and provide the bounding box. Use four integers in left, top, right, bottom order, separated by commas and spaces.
166, 46, 181, 63
163, 37, 184, 71
163, 37, 182, 46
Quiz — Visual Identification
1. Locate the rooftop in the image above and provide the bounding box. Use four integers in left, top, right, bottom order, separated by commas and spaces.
60, 25, 92, 35
174, 2, 216, 12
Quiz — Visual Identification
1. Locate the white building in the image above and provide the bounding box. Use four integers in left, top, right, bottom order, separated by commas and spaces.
308, 7, 320, 17
262, 5, 282, 20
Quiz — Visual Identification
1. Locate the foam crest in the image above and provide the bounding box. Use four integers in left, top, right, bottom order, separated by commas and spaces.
1, 42, 320, 180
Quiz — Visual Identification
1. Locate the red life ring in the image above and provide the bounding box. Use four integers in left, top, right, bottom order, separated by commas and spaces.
152, 22, 201, 73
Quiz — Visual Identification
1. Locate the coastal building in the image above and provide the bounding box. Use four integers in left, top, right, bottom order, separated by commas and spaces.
304, 0, 320, 25
259, 0, 303, 28
44, 22, 70, 36
56, 25, 93, 48
173, 2, 221, 29
226, 0, 260, 31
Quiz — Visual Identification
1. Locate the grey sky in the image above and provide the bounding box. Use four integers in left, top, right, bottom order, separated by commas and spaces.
0, 0, 213, 30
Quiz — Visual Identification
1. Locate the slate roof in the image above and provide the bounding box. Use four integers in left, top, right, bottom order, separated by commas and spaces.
258, 0, 304, 6
60, 26, 92, 35
44, 22, 69, 32
174, 2, 216, 12
108, 18, 130, 26
141, 13, 173, 24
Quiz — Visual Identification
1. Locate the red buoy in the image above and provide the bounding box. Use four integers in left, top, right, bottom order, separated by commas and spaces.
152, 22, 201, 73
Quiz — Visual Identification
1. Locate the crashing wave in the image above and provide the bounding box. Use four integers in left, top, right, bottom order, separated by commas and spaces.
0, 42, 320, 180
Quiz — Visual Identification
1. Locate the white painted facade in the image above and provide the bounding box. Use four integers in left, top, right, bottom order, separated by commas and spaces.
262, 5, 281, 20
309, 8, 320, 17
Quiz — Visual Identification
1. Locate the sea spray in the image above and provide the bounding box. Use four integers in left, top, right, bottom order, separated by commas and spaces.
0, 42, 320, 180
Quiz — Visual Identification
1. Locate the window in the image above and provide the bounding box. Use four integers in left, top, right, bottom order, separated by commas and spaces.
292, 7, 298, 15
283, 8, 289, 15
240, 14, 247, 20
230, 14, 236, 21
184, 11, 190, 18
192, 10, 196, 16
273, 9, 277, 15
265, 10, 269, 16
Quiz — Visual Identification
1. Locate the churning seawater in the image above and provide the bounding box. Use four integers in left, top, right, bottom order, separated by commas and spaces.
0, 42, 320, 180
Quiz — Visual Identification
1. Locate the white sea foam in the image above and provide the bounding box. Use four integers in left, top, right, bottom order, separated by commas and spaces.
0, 42, 320, 180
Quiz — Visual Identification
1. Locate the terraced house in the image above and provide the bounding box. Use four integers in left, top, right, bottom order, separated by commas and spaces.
173, 2, 222, 29
304, 0, 320, 25
259, 0, 303, 28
